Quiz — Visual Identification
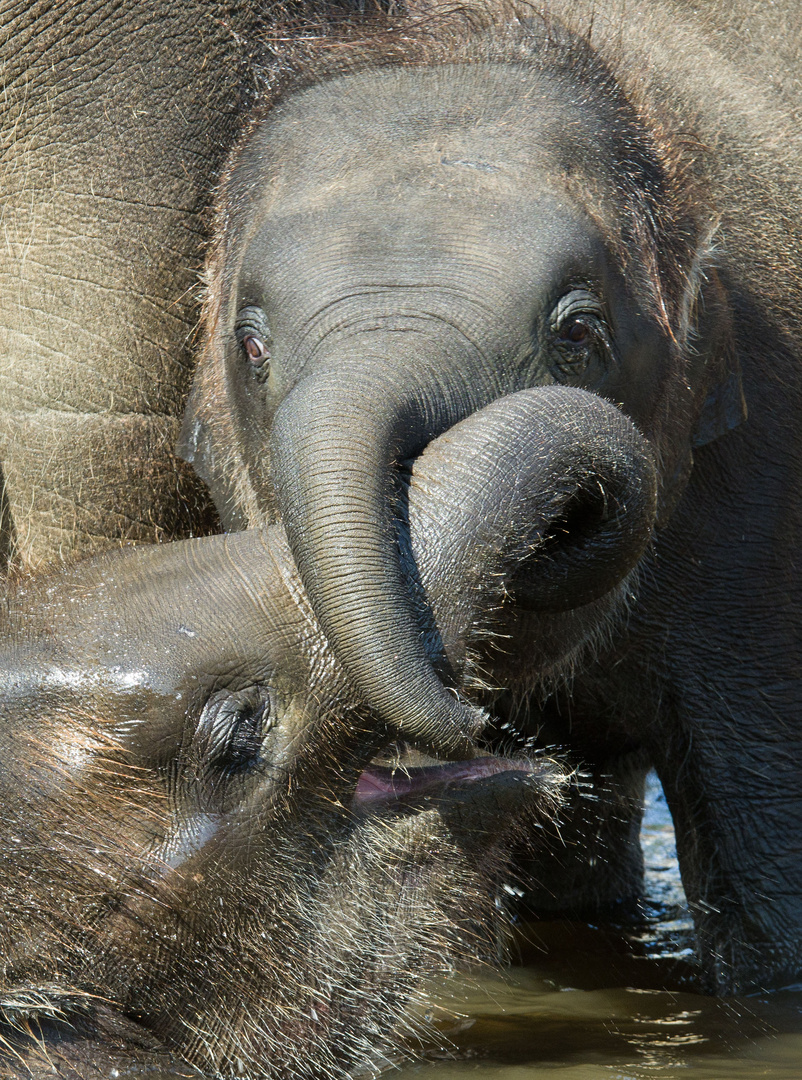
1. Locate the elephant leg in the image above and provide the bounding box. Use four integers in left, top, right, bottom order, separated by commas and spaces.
652, 700, 802, 993
516, 752, 649, 915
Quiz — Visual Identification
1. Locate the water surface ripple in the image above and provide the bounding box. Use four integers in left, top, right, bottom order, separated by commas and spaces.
399, 774, 802, 1080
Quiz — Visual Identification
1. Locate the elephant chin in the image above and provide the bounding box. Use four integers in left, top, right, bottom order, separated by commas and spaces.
271, 380, 658, 758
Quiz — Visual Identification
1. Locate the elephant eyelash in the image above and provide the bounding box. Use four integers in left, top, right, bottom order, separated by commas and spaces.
194, 686, 276, 776
549, 289, 617, 377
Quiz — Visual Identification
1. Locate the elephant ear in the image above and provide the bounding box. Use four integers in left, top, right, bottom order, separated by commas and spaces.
178, 391, 250, 532
683, 261, 747, 448
692, 360, 748, 447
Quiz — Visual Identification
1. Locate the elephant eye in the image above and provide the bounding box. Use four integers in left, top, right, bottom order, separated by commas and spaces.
235, 306, 272, 379
550, 289, 614, 381
558, 317, 592, 345
195, 685, 275, 775
243, 334, 269, 365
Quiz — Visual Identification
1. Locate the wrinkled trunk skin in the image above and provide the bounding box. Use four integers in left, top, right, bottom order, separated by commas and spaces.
272, 369, 657, 757
0, 2, 269, 570
270, 353, 490, 757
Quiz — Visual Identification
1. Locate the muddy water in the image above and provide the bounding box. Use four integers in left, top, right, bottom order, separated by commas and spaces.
398, 774, 802, 1080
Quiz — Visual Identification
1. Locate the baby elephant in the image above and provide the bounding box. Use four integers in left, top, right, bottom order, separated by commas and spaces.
0, 386, 650, 1078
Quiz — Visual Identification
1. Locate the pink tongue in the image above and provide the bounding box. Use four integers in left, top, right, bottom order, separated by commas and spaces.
354, 756, 532, 806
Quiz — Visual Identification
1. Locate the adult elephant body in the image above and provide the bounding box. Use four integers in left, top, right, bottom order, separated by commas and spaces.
0, 0, 273, 569
183, 0, 802, 993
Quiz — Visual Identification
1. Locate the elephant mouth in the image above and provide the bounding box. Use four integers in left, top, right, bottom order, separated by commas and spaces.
355, 755, 533, 804
353, 746, 565, 818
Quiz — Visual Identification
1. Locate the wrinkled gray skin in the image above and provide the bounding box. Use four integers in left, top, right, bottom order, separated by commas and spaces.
0, 0, 285, 570
0, 0, 258, 569
183, 0, 802, 994
0, 392, 577, 1078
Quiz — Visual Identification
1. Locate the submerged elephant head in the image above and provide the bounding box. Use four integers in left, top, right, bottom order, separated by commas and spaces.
0, 391, 592, 1078
181, 7, 739, 759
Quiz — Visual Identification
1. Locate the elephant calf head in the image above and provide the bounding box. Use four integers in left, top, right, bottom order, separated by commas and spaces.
0, 392, 589, 1078
181, 7, 736, 759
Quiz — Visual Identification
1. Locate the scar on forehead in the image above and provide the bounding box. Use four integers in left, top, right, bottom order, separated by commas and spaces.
439, 156, 501, 173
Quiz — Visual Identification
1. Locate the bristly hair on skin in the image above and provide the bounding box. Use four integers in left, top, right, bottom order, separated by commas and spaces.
240, 0, 712, 337
192, 0, 716, 530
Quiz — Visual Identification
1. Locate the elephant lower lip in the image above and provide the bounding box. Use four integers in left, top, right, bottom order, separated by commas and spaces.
353, 756, 537, 807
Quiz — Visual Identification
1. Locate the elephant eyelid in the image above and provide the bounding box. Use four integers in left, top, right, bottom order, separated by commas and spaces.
551, 288, 605, 333
194, 686, 275, 774
234, 306, 273, 373
235, 304, 271, 336
550, 288, 617, 368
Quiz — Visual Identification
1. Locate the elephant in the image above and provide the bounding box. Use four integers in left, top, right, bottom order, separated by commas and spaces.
0, 0, 267, 571
180, 0, 802, 995
0, 389, 604, 1078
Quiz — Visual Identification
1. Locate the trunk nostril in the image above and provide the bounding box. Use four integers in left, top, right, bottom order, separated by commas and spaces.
508, 471, 651, 614
541, 486, 611, 555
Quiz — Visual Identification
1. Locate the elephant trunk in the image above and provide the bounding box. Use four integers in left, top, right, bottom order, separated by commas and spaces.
409, 386, 659, 617
271, 360, 657, 758
406, 386, 658, 672
270, 357, 486, 758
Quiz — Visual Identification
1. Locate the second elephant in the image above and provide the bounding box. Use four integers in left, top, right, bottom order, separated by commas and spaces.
0, 390, 575, 1078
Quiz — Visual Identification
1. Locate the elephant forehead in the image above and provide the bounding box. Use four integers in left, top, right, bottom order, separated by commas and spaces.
246, 164, 594, 257
235, 63, 622, 223
1, 533, 324, 700
226, 69, 628, 333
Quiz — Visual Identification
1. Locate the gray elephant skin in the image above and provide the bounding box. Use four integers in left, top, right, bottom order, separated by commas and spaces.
181, 0, 802, 1001
0, 394, 571, 1078
3, 0, 802, 1076
0, 0, 281, 571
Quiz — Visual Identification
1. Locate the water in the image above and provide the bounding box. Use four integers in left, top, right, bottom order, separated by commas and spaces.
396, 774, 802, 1079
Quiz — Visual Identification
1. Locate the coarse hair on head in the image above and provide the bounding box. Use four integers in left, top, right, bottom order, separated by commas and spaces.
191, 0, 718, 526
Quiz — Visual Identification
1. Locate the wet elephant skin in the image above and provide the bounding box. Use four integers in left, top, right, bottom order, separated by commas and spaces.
181, 0, 802, 997
0, 395, 575, 1078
